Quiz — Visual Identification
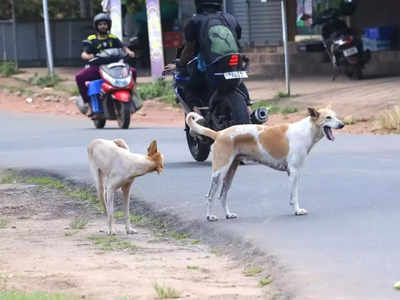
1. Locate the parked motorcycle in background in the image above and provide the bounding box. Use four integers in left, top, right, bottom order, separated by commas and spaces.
168, 53, 268, 162
313, 8, 370, 80
82, 43, 141, 129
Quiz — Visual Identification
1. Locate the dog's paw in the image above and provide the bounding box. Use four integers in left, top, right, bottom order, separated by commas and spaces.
126, 227, 138, 235
105, 229, 117, 235
207, 215, 218, 222
226, 213, 238, 219
295, 208, 308, 216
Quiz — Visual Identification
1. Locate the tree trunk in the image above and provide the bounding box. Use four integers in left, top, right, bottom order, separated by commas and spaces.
79, 0, 88, 19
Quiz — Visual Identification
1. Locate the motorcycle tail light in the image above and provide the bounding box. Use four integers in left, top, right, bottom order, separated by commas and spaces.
229, 55, 239, 66
102, 82, 114, 93
345, 37, 353, 43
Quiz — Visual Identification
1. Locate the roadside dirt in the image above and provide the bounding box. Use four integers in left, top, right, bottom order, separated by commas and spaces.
0, 76, 380, 133
0, 179, 273, 299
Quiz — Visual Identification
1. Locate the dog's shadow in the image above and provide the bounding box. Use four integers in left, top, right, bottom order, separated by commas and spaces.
165, 161, 211, 169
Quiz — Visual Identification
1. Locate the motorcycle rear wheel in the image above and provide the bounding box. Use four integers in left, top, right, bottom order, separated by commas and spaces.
117, 102, 131, 129
185, 124, 211, 162
211, 90, 250, 131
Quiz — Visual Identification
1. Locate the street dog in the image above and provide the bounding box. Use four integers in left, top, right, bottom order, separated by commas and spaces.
88, 139, 164, 235
186, 107, 344, 221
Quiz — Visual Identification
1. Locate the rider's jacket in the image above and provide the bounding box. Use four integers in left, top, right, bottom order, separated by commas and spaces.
84, 33, 123, 55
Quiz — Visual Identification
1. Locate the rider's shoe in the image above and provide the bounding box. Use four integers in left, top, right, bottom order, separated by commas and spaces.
75, 96, 89, 115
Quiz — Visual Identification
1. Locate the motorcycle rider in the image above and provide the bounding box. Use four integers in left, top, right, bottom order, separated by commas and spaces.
75, 13, 136, 115
165, 0, 252, 108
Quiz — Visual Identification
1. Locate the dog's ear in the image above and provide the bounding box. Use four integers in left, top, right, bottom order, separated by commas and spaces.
147, 140, 158, 156
308, 107, 320, 119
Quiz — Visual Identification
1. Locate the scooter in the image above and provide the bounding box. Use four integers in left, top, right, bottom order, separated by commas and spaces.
313, 8, 370, 80
171, 53, 268, 161
84, 47, 139, 129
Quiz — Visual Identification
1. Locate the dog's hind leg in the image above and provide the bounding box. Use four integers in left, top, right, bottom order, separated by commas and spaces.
219, 158, 240, 219
288, 168, 307, 216
206, 172, 221, 222
89, 161, 106, 212
121, 181, 137, 235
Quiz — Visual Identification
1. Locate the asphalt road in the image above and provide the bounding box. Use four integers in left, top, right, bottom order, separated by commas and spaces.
1, 111, 400, 300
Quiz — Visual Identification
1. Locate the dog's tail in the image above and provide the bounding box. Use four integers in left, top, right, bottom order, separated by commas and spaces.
186, 112, 218, 140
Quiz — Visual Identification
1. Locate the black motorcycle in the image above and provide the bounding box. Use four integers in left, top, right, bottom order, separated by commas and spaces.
313, 8, 370, 80
171, 53, 268, 161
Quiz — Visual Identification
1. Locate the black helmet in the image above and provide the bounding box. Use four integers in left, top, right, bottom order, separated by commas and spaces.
195, 0, 223, 10
93, 13, 112, 32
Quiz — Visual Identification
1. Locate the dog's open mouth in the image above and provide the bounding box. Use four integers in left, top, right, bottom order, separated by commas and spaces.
324, 126, 335, 141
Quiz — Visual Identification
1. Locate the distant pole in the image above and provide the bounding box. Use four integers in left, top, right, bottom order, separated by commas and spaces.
146, 0, 164, 80
10, 0, 18, 68
42, 0, 54, 76
281, 0, 290, 96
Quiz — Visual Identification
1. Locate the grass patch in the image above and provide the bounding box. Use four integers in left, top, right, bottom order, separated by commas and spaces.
24, 177, 65, 189
0, 61, 18, 77
114, 211, 125, 219
56, 85, 80, 96
0, 85, 33, 97
130, 214, 144, 224
0, 291, 80, 300
187, 265, 200, 270
244, 266, 263, 277
259, 278, 273, 287
252, 100, 298, 115
69, 217, 89, 230
136, 79, 177, 107
191, 239, 200, 245
28, 73, 61, 87
0, 171, 18, 184
169, 232, 190, 240
88, 235, 136, 252
64, 230, 79, 237
0, 219, 8, 229
153, 283, 181, 299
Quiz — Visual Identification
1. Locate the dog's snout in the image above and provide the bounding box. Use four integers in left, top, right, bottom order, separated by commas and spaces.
338, 122, 345, 129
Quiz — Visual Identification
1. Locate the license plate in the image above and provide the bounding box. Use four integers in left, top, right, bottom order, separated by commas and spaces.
343, 47, 358, 57
223, 71, 248, 80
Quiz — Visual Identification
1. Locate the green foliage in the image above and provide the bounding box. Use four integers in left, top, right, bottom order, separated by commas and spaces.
244, 267, 263, 277
169, 232, 190, 240
69, 217, 89, 230
88, 235, 137, 252
186, 265, 200, 270
259, 278, 273, 287
0, 61, 18, 77
0, 219, 8, 229
153, 283, 181, 299
136, 79, 176, 106
28, 73, 61, 87
0, 291, 80, 300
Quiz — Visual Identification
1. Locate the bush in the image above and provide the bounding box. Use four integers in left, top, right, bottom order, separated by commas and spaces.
0, 61, 18, 77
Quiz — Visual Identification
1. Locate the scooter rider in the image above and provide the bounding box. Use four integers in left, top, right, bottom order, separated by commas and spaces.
75, 13, 136, 115
165, 0, 252, 108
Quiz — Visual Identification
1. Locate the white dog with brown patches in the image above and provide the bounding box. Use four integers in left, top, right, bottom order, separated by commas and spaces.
186, 107, 344, 221
88, 139, 164, 235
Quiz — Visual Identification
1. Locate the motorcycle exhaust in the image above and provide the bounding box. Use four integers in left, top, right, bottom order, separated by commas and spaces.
250, 107, 269, 124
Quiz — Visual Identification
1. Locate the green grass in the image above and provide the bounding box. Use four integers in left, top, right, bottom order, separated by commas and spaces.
88, 235, 136, 252
69, 217, 89, 230
281, 107, 298, 114
191, 239, 200, 245
0, 291, 80, 300
259, 278, 273, 287
153, 283, 181, 299
169, 232, 190, 240
0, 171, 18, 184
24, 177, 65, 189
28, 73, 61, 87
0, 219, 8, 229
136, 79, 177, 106
251, 100, 298, 115
56, 85, 80, 96
114, 211, 125, 219
0, 61, 18, 77
186, 265, 200, 270
130, 214, 145, 224
0, 85, 34, 97
244, 266, 263, 277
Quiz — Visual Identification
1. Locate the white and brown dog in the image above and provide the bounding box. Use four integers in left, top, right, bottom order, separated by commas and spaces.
186, 107, 344, 221
88, 139, 164, 235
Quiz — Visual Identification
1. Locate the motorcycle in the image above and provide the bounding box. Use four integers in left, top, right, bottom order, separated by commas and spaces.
313, 8, 370, 80
83, 44, 138, 129
170, 53, 268, 161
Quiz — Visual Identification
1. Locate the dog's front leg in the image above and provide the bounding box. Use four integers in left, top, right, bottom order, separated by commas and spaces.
122, 182, 137, 235
206, 173, 220, 222
105, 186, 116, 235
288, 169, 308, 216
